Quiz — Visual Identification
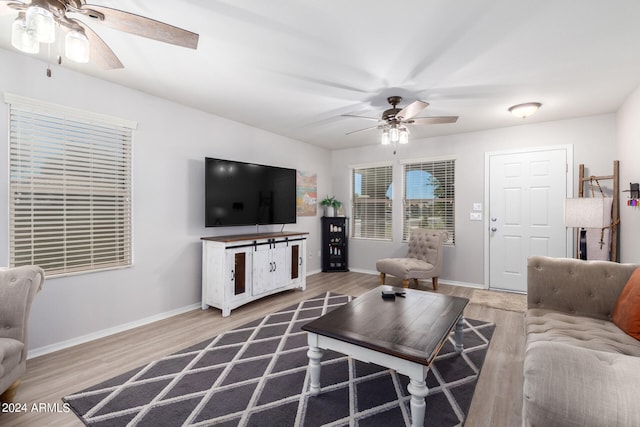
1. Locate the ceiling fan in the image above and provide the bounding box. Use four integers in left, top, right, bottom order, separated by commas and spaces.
1, 0, 199, 69
342, 96, 458, 145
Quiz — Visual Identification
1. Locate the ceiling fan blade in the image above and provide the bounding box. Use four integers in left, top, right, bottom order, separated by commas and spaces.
0, 2, 19, 15
67, 19, 124, 69
409, 116, 459, 125
341, 114, 380, 122
80, 5, 199, 49
346, 125, 380, 135
397, 100, 429, 120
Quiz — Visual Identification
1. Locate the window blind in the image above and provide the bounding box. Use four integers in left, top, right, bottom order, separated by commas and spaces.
402, 159, 455, 244
6, 94, 136, 276
351, 164, 393, 240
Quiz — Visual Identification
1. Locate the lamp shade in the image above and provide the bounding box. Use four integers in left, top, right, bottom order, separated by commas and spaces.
564, 198, 610, 228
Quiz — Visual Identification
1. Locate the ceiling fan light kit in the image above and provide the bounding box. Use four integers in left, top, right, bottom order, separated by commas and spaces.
508, 102, 542, 119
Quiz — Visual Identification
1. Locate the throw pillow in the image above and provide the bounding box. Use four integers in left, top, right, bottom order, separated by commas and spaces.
612, 267, 640, 340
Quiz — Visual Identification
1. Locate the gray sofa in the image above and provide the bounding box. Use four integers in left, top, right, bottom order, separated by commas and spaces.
0, 266, 44, 402
524, 256, 640, 427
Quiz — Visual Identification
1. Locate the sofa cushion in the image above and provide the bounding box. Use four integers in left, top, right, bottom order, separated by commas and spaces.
612, 267, 640, 340
526, 309, 640, 357
524, 341, 640, 427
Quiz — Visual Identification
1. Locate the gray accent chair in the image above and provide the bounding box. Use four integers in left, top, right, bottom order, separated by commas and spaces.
376, 229, 448, 290
0, 266, 45, 403
524, 256, 640, 427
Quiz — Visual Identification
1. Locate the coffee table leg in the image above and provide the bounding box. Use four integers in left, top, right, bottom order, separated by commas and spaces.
407, 378, 429, 427
307, 345, 324, 395
454, 316, 464, 354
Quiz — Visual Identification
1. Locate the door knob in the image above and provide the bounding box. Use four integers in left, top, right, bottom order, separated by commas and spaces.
491, 217, 497, 222
491, 227, 497, 232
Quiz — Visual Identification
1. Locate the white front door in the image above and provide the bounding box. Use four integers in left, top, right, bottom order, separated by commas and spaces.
488, 148, 569, 292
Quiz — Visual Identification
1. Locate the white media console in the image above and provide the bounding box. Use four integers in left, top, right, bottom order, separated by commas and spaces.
201, 231, 308, 316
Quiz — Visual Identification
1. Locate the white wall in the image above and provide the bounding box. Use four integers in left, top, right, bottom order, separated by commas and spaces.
617, 83, 640, 263
331, 115, 618, 286
0, 49, 331, 355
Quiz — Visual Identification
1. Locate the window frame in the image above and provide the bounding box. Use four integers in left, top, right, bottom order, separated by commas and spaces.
5, 93, 137, 277
350, 161, 393, 241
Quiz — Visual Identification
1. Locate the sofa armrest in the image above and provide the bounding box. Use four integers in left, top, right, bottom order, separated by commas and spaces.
527, 256, 639, 321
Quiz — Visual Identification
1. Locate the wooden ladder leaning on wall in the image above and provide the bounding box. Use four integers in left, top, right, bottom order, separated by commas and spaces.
577, 160, 620, 262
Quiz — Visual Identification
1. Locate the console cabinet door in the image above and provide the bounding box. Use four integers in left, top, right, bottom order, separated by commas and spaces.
226, 248, 251, 299
252, 242, 291, 296
290, 241, 306, 284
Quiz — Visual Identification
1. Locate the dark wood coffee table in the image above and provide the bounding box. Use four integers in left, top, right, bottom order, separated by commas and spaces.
301, 285, 469, 427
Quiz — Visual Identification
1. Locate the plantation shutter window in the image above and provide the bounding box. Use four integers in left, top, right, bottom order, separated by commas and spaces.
402, 158, 455, 244
6, 93, 137, 276
351, 163, 393, 241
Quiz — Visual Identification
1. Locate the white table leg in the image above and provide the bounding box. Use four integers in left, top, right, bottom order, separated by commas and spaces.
407, 377, 429, 427
307, 345, 324, 395
454, 316, 464, 354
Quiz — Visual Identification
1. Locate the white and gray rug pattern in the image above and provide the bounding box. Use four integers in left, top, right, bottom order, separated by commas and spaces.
64, 292, 494, 426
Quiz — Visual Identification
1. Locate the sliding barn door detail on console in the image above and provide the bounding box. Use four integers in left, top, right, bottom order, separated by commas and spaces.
487, 148, 569, 292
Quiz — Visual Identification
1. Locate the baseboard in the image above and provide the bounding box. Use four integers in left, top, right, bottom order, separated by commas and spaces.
28, 303, 201, 359
346, 268, 485, 289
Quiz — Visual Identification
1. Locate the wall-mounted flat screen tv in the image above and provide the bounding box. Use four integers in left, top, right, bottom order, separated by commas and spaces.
205, 157, 297, 227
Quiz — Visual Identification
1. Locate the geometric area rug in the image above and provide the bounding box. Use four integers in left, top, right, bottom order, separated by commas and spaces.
64, 292, 495, 427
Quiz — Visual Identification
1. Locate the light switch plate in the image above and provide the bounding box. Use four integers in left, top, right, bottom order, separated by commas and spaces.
472, 203, 483, 211
470, 212, 482, 221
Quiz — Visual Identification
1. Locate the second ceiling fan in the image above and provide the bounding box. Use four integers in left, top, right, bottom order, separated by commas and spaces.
343, 96, 458, 144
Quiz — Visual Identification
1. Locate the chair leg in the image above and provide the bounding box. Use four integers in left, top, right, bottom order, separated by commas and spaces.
0, 380, 20, 403
380, 273, 386, 285
402, 279, 409, 288
432, 277, 439, 291
413, 278, 419, 287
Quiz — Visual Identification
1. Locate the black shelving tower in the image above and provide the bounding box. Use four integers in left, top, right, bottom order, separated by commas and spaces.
321, 216, 349, 272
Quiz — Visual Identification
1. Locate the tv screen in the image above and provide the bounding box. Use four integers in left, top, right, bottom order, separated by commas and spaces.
205, 157, 297, 227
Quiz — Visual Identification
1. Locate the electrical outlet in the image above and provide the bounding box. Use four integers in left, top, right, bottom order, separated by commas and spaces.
470, 212, 482, 221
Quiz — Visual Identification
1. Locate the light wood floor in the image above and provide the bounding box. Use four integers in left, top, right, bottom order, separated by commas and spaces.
2, 272, 525, 426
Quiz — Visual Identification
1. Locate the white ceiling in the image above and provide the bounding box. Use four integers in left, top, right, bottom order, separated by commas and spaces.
2, 1, 640, 150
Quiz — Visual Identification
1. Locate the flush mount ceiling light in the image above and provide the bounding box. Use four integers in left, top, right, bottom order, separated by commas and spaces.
508, 102, 542, 119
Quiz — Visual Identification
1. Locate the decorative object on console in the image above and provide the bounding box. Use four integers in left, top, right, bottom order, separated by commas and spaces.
341, 95, 458, 146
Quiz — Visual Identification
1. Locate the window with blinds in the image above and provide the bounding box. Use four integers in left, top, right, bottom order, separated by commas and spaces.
402, 158, 455, 244
351, 163, 393, 240
6, 93, 136, 276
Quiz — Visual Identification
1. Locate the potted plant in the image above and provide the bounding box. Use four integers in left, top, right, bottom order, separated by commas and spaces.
320, 196, 341, 217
